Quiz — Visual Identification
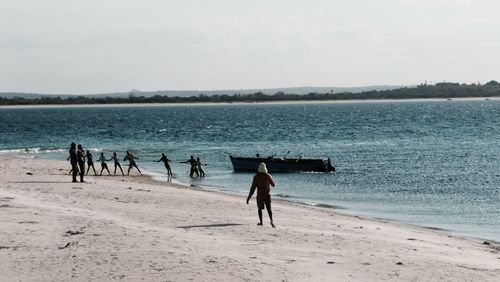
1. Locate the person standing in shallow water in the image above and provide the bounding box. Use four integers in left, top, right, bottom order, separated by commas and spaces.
69, 142, 78, 182
156, 153, 172, 177
124, 151, 142, 175
76, 144, 85, 182
180, 155, 199, 177
85, 150, 97, 175
111, 152, 124, 176
196, 157, 205, 177
246, 163, 276, 227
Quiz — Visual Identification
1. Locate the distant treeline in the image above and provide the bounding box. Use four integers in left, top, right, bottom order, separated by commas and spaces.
1, 81, 500, 105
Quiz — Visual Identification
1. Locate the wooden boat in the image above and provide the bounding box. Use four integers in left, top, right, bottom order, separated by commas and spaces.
229, 155, 335, 173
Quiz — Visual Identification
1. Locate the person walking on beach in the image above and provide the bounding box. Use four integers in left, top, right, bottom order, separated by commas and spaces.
97, 152, 111, 176
111, 152, 124, 176
124, 151, 142, 175
196, 157, 205, 177
69, 142, 78, 182
85, 150, 97, 175
76, 144, 86, 182
246, 163, 276, 227
180, 155, 199, 177
156, 153, 172, 177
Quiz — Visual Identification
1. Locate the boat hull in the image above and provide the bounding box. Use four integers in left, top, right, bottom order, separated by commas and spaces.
229, 156, 335, 173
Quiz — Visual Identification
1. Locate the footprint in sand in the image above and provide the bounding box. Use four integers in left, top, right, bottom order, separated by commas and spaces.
58, 241, 79, 249
0, 197, 15, 201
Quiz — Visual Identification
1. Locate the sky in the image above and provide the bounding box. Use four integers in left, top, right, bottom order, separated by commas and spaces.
1, 0, 499, 94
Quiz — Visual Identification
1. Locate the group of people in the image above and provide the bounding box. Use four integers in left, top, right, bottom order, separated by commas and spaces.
180, 155, 206, 177
68, 143, 274, 227
96, 150, 142, 177
68, 143, 142, 183
68, 143, 207, 182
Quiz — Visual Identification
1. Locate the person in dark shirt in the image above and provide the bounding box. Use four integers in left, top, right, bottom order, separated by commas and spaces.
180, 155, 199, 177
76, 144, 85, 182
156, 153, 172, 177
246, 163, 276, 227
124, 151, 142, 175
111, 152, 124, 176
69, 142, 78, 183
196, 157, 205, 177
85, 150, 97, 175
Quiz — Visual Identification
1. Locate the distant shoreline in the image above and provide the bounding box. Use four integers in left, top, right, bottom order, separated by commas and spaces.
0, 96, 498, 109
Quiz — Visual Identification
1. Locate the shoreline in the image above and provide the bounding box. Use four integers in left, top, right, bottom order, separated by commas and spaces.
0, 96, 498, 109
151, 171, 500, 244
3, 151, 499, 243
1, 154, 499, 281
133, 159, 499, 243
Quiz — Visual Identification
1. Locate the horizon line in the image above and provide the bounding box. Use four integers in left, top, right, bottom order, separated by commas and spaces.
1, 84, 415, 96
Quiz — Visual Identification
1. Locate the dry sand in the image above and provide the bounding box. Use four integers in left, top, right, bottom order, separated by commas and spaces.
0, 155, 499, 281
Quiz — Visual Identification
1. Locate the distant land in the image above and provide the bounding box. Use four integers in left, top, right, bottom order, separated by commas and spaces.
1, 82, 500, 105
0, 85, 402, 99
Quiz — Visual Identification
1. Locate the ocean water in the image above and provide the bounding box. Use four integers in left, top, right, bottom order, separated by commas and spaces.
1, 101, 499, 241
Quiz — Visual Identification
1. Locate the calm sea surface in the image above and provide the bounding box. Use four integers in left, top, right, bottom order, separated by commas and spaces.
1, 101, 499, 241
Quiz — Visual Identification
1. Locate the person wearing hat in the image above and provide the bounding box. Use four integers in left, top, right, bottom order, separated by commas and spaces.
246, 163, 276, 227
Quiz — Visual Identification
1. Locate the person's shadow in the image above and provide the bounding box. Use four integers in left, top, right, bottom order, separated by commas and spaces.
176, 223, 243, 229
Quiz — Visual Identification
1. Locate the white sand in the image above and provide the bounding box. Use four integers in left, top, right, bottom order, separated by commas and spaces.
0, 155, 499, 281
1, 96, 498, 110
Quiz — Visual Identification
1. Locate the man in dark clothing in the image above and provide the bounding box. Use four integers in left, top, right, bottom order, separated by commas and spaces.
69, 142, 78, 183
76, 144, 85, 182
246, 163, 276, 227
180, 155, 199, 177
124, 150, 142, 175
156, 153, 172, 177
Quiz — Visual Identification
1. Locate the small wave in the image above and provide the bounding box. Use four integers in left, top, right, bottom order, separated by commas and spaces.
0, 147, 66, 154
423, 226, 448, 231
313, 203, 343, 209
299, 171, 336, 174
274, 193, 292, 198
0, 147, 109, 155
0, 149, 27, 154
87, 148, 105, 152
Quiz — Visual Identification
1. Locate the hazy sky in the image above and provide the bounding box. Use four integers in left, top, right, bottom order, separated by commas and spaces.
1, 0, 499, 94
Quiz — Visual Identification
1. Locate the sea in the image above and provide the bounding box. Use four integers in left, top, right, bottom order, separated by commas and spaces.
1, 100, 499, 241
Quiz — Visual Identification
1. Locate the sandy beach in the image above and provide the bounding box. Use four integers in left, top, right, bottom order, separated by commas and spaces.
1, 96, 499, 110
0, 155, 499, 281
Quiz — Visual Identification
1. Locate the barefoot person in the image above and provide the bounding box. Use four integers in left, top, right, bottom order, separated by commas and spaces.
69, 142, 78, 182
156, 153, 172, 177
97, 152, 111, 176
124, 151, 142, 175
76, 144, 86, 182
246, 163, 276, 227
85, 150, 97, 175
67, 154, 79, 175
111, 152, 124, 176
